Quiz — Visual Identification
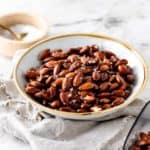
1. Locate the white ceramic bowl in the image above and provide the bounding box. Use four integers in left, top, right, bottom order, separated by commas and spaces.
0, 12, 48, 56
13, 34, 148, 120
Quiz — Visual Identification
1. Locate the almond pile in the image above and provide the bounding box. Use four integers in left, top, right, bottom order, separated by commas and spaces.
24, 45, 135, 112
132, 132, 150, 150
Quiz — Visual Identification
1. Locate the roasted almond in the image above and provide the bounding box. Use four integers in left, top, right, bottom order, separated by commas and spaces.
94, 51, 105, 60
42, 56, 55, 63
59, 70, 70, 77
25, 70, 37, 79
98, 92, 110, 98
45, 76, 53, 85
99, 82, 109, 91
25, 86, 39, 94
102, 104, 111, 109
66, 72, 76, 79
115, 59, 128, 66
52, 77, 64, 87
126, 74, 135, 83
69, 99, 81, 109
112, 90, 125, 96
60, 92, 69, 105
73, 72, 83, 87
112, 97, 124, 106
34, 91, 43, 98
92, 71, 101, 81
101, 72, 109, 81
79, 82, 95, 90
47, 86, 56, 98
100, 64, 109, 71
29, 81, 43, 88
84, 76, 92, 82
39, 67, 50, 75
109, 75, 116, 82
40, 90, 49, 100
79, 46, 90, 54
53, 63, 61, 78
109, 82, 119, 90
67, 47, 80, 54
67, 54, 79, 62
49, 100, 61, 108
62, 77, 72, 90
100, 98, 110, 104
69, 61, 81, 71
52, 51, 67, 58
83, 95, 95, 103
45, 60, 58, 68
78, 91, 94, 97
118, 65, 129, 74
63, 62, 71, 69
38, 49, 50, 60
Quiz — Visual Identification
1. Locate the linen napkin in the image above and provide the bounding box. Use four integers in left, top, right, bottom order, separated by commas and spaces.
0, 50, 147, 150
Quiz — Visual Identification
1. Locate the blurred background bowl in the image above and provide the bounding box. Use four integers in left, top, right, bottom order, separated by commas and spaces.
0, 12, 48, 57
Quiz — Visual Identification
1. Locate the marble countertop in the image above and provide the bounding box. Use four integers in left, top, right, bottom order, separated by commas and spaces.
0, 0, 150, 149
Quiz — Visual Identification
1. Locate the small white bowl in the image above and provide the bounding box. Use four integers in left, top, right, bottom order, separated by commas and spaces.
13, 34, 148, 120
0, 12, 48, 57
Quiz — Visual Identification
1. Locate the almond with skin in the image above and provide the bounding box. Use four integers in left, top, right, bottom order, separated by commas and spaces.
38, 49, 50, 60
98, 92, 110, 98
112, 90, 125, 96
69, 61, 81, 71
47, 86, 56, 98
73, 72, 83, 87
45, 60, 58, 68
25, 70, 37, 79
52, 77, 64, 87
79, 82, 95, 90
83, 95, 95, 103
60, 92, 69, 105
29, 81, 43, 88
92, 71, 101, 81
52, 51, 67, 58
66, 72, 76, 79
53, 63, 61, 78
109, 82, 119, 90
100, 64, 109, 71
49, 100, 61, 108
99, 82, 109, 91
39, 67, 50, 75
62, 77, 72, 90
59, 70, 70, 77
112, 97, 124, 106
100, 98, 110, 104
45, 76, 53, 85
25, 86, 39, 94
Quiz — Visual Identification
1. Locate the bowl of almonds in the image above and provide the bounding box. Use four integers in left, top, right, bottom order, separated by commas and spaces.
13, 34, 147, 120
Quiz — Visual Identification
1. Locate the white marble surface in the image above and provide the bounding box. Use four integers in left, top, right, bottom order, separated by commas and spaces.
0, 0, 150, 149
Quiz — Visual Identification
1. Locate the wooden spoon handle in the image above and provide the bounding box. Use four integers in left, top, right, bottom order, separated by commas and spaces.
0, 24, 18, 40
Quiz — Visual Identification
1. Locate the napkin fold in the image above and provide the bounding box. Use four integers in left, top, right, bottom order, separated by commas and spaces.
0, 50, 147, 150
